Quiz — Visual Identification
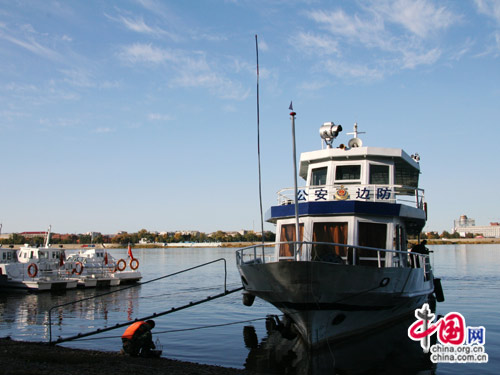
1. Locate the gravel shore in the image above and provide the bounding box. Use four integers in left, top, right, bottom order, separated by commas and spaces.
0, 338, 252, 375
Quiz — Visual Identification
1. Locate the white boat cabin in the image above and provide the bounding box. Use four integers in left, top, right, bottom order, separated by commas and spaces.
0, 247, 18, 263
268, 123, 427, 267
17, 245, 64, 264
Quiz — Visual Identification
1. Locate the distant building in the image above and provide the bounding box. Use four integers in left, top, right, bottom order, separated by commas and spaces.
453, 215, 500, 238
178, 230, 200, 236
19, 231, 47, 238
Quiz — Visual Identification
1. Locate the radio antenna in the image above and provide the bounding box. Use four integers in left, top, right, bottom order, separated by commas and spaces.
255, 35, 265, 244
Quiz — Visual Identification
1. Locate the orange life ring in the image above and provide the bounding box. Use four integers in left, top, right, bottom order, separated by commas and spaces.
129, 258, 139, 270
116, 258, 126, 272
73, 261, 84, 275
28, 263, 38, 278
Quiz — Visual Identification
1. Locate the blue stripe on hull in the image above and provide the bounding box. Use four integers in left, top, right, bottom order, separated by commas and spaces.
267, 201, 421, 221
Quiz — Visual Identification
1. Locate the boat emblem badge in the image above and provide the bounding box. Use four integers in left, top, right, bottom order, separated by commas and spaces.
334, 185, 350, 200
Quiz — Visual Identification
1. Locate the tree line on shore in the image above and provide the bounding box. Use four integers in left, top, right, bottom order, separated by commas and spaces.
1, 229, 480, 247
421, 230, 480, 239
0, 229, 276, 246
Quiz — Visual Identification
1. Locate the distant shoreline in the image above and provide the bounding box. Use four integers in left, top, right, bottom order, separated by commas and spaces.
0, 242, 270, 250
408, 238, 500, 245
2, 239, 499, 250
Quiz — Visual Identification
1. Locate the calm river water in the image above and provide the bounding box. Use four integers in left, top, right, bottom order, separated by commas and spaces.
0, 244, 498, 374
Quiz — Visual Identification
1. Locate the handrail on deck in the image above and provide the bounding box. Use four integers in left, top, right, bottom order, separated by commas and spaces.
276, 184, 425, 208
236, 241, 429, 270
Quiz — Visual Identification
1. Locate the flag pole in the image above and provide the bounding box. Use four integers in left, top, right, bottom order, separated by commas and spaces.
289, 102, 300, 259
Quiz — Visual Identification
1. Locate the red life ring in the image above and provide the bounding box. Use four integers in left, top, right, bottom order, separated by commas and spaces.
28, 263, 38, 278
129, 258, 139, 270
73, 261, 84, 275
116, 259, 126, 272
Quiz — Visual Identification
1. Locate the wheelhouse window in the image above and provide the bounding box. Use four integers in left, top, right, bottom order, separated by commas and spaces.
335, 165, 361, 183
311, 167, 327, 186
279, 224, 304, 258
369, 164, 389, 185
395, 161, 419, 188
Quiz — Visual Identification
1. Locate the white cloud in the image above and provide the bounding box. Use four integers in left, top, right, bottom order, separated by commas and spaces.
291, 32, 339, 56
148, 113, 173, 121
475, 0, 500, 24
61, 68, 95, 88
0, 28, 60, 61
372, 0, 458, 38
119, 15, 156, 34
474, 0, 500, 56
39, 117, 80, 128
94, 127, 114, 133
171, 70, 250, 100
299, 80, 330, 91
400, 48, 441, 69
107, 13, 181, 41
257, 38, 269, 52
4, 82, 38, 93
306, 8, 387, 49
323, 60, 383, 81
119, 43, 249, 100
295, 1, 461, 81
449, 38, 475, 61
119, 43, 178, 64
60, 68, 119, 89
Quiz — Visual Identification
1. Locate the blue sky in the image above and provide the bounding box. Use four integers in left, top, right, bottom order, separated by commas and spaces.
1, 0, 499, 235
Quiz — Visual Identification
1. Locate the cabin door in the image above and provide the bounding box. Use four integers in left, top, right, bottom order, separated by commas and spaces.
357, 222, 387, 266
311, 222, 348, 262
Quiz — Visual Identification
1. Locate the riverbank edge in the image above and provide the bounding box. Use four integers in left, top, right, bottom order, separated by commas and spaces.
0, 337, 252, 375
3, 238, 500, 250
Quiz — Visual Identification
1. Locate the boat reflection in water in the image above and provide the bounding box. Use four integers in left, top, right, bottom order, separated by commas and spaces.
243, 314, 436, 375
0, 285, 140, 341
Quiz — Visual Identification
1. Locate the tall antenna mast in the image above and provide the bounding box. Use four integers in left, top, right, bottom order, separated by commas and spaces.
255, 35, 265, 244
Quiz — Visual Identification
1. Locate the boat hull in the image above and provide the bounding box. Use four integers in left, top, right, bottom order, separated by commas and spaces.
238, 261, 433, 347
0, 278, 78, 291
114, 271, 142, 284
0, 264, 78, 292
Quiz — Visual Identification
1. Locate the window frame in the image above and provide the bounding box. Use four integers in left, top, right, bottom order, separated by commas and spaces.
334, 163, 362, 185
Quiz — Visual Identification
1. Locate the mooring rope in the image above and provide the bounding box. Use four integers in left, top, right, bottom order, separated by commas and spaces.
138, 283, 242, 301
63, 316, 271, 342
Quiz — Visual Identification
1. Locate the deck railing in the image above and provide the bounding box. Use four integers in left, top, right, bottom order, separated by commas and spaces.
277, 184, 425, 209
236, 241, 430, 274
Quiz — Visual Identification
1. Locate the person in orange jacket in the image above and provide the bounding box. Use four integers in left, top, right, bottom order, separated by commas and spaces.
121, 320, 156, 357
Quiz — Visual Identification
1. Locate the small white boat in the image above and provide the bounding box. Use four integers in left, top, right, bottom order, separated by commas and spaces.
236, 120, 444, 347
64, 249, 120, 288
64, 246, 142, 285
109, 248, 142, 284
1, 234, 78, 292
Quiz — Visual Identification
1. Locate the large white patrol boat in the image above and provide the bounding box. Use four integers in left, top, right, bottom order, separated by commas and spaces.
236, 119, 443, 347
